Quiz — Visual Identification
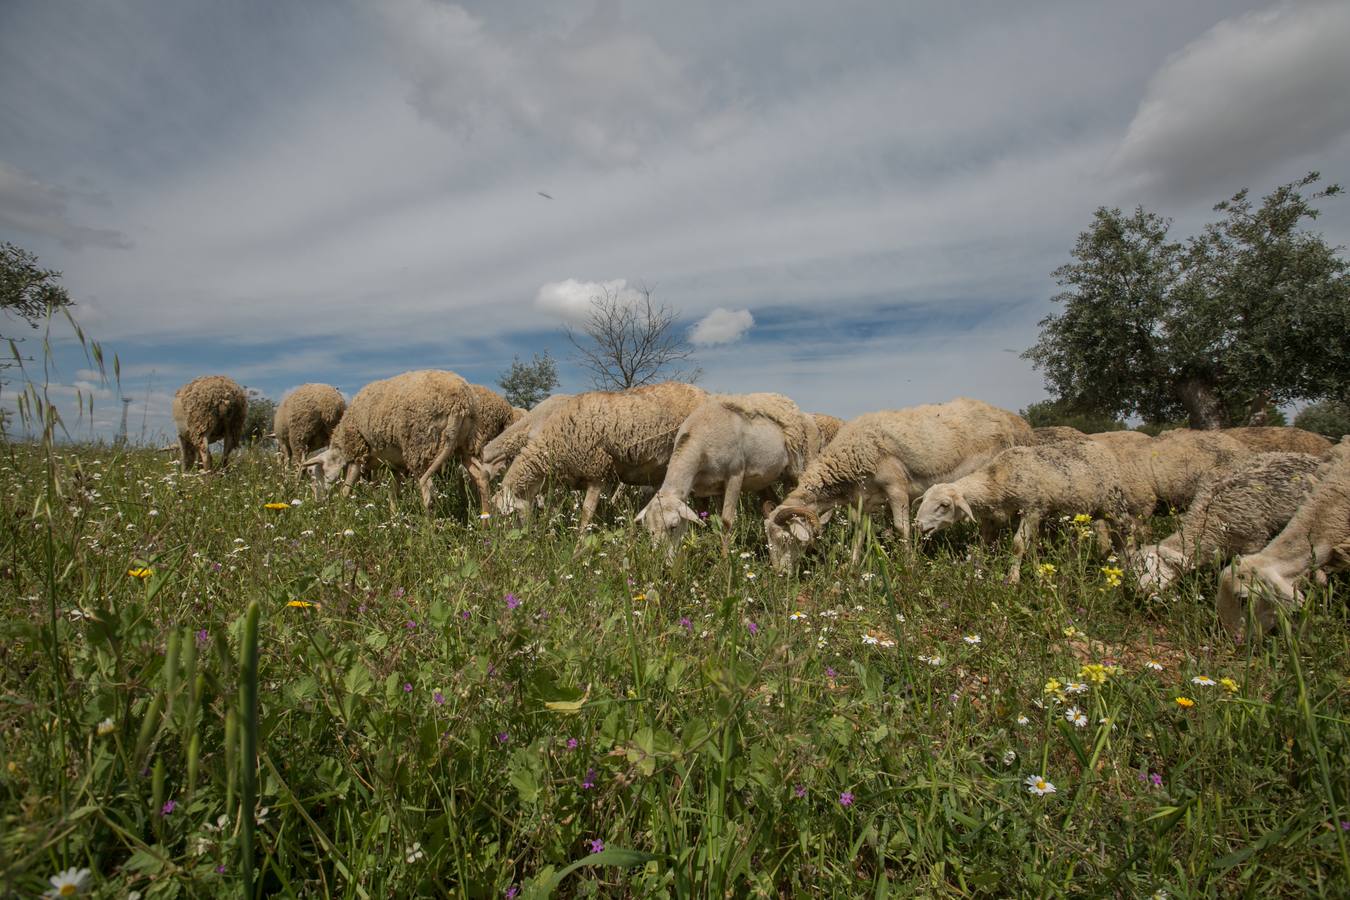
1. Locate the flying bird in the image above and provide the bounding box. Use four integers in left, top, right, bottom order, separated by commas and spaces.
537, 191, 554, 200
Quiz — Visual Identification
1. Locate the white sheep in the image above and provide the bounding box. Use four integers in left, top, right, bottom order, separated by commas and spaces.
1223, 426, 1333, 456
492, 382, 707, 530
173, 375, 247, 473
914, 440, 1156, 584
1216, 444, 1350, 639
274, 383, 346, 469
475, 394, 574, 483
464, 384, 517, 513
1129, 452, 1325, 593
301, 370, 477, 512
764, 398, 1032, 573
636, 393, 821, 552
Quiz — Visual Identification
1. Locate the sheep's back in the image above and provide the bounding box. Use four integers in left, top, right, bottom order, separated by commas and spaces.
173, 375, 247, 443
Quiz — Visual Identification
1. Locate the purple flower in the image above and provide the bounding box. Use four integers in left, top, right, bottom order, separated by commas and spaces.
582, 768, 597, 789
434, 691, 445, 705
505, 593, 521, 611
505, 888, 519, 899
195, 628, 209, 646
496, 731, 510, 745
403, 682, 413, 693
393, 587, 405, 598
1150, 773, 1163, 788
589, 838, 605, 854
216, 864, 226, 875
566, 738, 579, 751
839, 791, 854, 807
161, 799, 176, 816
825, 666, 837, 679
747, 621, 758, 635
1341, 821, 1350, 832
679, 616, 692, 632
461, 609, 471, 621
698, 510, 709, 520
794, 784, 807, 798
358, 604, 367, 614
405, 620, 417, 630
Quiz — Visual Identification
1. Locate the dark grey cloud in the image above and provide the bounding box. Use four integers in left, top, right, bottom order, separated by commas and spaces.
0, 162, 130, 250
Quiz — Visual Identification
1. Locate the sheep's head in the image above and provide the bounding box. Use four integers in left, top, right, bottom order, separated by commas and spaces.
635, 493, 704, 549
1127, 544, 1182, 594
477, 456, 509, 481
766, 505, 822, 573
491, 486, 530, 518
1216, 557, 1300, 641
300, 448, 348, 497
914, 484, 973, 537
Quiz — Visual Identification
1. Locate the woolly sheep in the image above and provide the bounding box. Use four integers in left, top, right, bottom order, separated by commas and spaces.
1091, 430, 1251, 512
274, 383, 346, 469
812, 413, 845, 447
492, 382, 708, 530
1216, 447, 1350, 640
464, 385, 517, 513
1128, 452, 1324, 593
301, 370, 477, 512
1032, 425, 1089, 445
476, 394, 575, 483
764, 398, 1033, 573
1222, 426, 1332, 456
637, 393, 821, 552
915, 440, 1156, 584
173, 375, 247, 473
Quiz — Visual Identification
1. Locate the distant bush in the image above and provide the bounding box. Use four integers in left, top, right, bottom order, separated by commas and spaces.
1020, 399, 1125, 433
1294, 399, 1350, 439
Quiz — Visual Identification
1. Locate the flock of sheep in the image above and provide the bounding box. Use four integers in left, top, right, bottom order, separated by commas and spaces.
171, 372, 1349, 642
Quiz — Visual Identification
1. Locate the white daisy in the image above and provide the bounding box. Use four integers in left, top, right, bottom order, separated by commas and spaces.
1145, 660, 1164, 671
46, 867, 91, 896
96, 718, 115, 736
963, 634, 981, 645
1016, 715, 1029, 726
1191, 675, 1216, 687
1065, 682, 1088, 695
1065, 706, 1087, 728
1024, 775, 1056, 796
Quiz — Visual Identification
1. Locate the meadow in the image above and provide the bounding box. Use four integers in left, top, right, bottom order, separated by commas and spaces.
1, 443, 1347, 898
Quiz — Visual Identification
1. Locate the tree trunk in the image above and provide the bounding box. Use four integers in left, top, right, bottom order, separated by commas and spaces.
1176, 378, 1226, 429
1245, 391, 1272, 426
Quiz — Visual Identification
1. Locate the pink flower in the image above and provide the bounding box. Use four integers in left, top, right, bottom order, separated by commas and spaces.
505, 593, 521, 610
589, 838, 605, 854
839, 791, 854, 807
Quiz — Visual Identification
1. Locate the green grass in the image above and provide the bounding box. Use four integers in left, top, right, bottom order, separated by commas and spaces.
1, 443, 1347, 898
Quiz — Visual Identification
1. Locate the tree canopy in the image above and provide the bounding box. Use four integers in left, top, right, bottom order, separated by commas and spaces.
1024, 173, 1350, 428
497, 351, 559, 409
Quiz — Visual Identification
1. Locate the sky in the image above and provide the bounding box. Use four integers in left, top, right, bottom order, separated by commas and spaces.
2, 0, 1349, 442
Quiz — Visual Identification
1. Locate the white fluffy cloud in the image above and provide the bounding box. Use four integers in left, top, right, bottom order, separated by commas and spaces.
689, 307, 754, 346
535, 278, 640, 321
1113, 1, 1350, 195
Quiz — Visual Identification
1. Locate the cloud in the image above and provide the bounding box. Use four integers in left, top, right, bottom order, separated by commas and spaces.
689, 307, 754, 346
0, 161, 131, 250
535, 278, 639, 321
1112, 1, 1350, 196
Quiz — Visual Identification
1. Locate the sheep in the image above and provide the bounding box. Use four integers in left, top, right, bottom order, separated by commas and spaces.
476, 394, 575, 483
812, 413, 845, 447
636, 393, 821, 552
492, 382, 708, 530
914, 440, 1156, 584
1090, 430, 1252, 512
1128, 452, 1325, 593
764, 397, 1033, 573
1223, 426, 1332, 456
464, 385, 517, 513
300, 370, 477, 512
1032, 425, 1089, 445
274, 384, 346, 469
1215, 448, 1350, 640
173, 375, 247, 473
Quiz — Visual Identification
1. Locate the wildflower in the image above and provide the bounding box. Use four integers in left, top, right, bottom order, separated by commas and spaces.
127, 567, 153, 579
290, 499, 302, 507
794, 784, 807, 798
505, 593, 520, 610
405, 842, 424, 863
342, 529, 355, 537
963, 634, 981, 645
1016, 714, 1029, 726
566, 738, 578, 751
1219, 677, 1239, 693
1150, 773, 1163, 788
1191, 675, 1216, 687
789, 611, 807, 621
1024, 775, 1057, 796
1100, 566, 1124, 587
839, 791, 854, 807
1064, 682, 1088, 695
1065, 706, 1087, 728
1063, 626, 1078, 638
161, 799, 176, 817
1036, 563, 1056, 579
1145, 660, 1164, 671
1151, 891, 1168, 900
1175, 696, 1195, 708
45, 867, 91, 896
433, 691, 445, 706
506, 887, 519, 899
479, 512, 491, 520
589, 838, 605, 854
632, 593, 647, 602
196, 628, 209, 646
1073, 513, 1092, 524
96, 717, 115, 736
918, 654, 942, 666
286, 600, 315, 609
1078, 663, 1116, 685
825, 666, 837, 678
1043, 679, 1062, 695
403, 683, 413, 693
1002, 749, 1017, 766
263, 502, 289, 511
679, 616, 692, 631
582, 768, 596, 789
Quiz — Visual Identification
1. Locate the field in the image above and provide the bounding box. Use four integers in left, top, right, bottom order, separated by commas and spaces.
2, 443, 1348, 898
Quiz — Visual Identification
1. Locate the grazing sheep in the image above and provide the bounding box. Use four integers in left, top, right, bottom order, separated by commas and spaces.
637, 393, 821, 551
477, 394, 574, 482
173, 375, 247, 473
812, 413, 845, 447
464, 385, 517, 513
1032, 425, 1089, 445
1139, 430, 1254, 511
274, 384, 346, 469
915, 441, 1156, 584
1216, 449, 1350, 639
1129, 452, 1325, 593
1223, 426, 1332, 456
1087, 430, 1154, 452
301, 370, 477, 512
492, 382, 708, 530
764, 398, 1033, 573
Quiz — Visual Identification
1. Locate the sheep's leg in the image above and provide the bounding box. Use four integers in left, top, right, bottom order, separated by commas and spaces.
417, 442, 458, 514
467, 460, 493, 516
578, 483, 603, 531
874, 459, 913, 544
978, 518, 1002, 544
179, 436, 195, 473
389, 470, 404, 514
1094, 520, 1113, 556
340, 463, 361, 497
219, 433, 237, 471
197, 439, 213, 474
719, 472, 744, 556
1006, 510, 1041, 585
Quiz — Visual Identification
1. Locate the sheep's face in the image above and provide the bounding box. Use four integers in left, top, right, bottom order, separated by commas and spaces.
477, 457, 508, 481
636, 494, 703, 549
492, 487, 530, 517
300, 448, 347, 496
766, 515, 815, 574
914, 485, 972, 537
1216, 559, 1299, 640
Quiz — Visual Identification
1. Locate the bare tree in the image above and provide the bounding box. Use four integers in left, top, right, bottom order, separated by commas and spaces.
565, 284, 700, 390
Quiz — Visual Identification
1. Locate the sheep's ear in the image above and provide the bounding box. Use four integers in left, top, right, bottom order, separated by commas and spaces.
818, 509, 834, 526
957, 496, 975, 521
300, 449, 331, 471
677, 502, 704, 525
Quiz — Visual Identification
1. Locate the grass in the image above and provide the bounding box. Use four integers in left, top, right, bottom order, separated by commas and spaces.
1, 442, 1347, 898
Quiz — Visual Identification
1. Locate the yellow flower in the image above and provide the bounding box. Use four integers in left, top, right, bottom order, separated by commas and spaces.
1062, 626, 1078, 638
127, 567, 153, 579
1073, 513, 1092, 524
286, 600, 316, 609
1043, 679, 1062, 695
96, 717, 115, 736
1100, 566, 1124, 587
1175, 696, 1195, 708
263, 502, 290, 510
632, 593, 647, 602
1078, 663, 1116, 686
1037, 563, 1057, 578
1219, 677, 1239, 694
